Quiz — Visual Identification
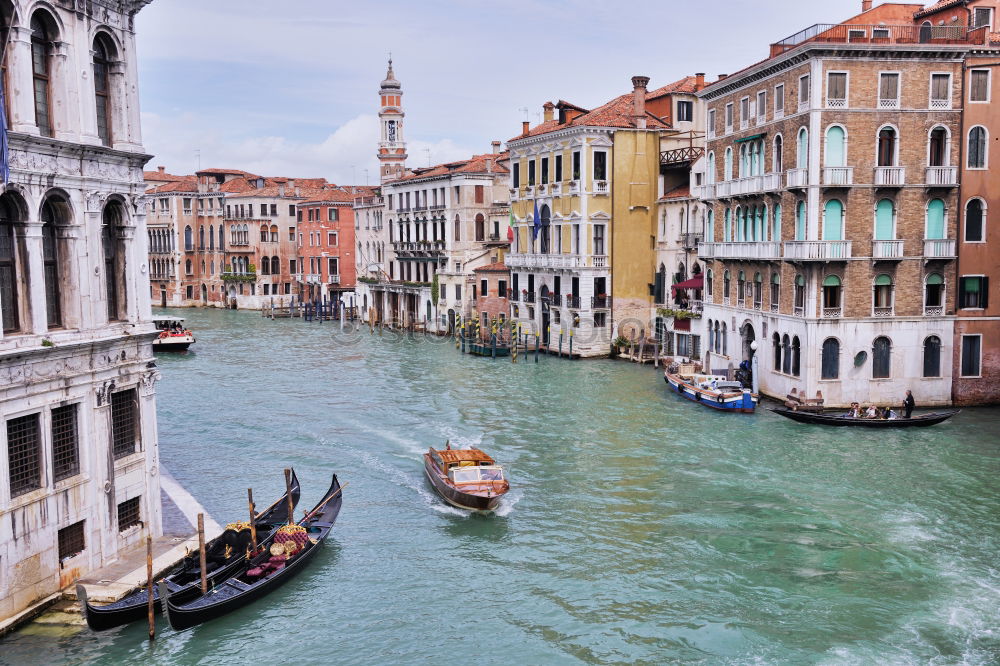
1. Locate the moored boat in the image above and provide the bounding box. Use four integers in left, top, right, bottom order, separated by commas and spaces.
664, 369, 758, 413
771, 407, 960, 428
78, 469, 301, 631
152, 316, 196, 351
160, 474, 343, 631
423, 445, 509, 511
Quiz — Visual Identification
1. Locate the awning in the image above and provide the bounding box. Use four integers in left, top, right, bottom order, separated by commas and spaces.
734, 133, 766, 143
671, 275, 704, 292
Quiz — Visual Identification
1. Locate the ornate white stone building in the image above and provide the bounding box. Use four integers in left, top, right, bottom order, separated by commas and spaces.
0, 0, 161, 623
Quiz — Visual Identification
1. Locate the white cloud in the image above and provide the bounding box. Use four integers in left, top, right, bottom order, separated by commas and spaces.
141, 112, 476, 185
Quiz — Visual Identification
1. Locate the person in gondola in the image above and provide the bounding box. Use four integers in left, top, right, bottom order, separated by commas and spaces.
865, 404, 877, 419
903, 390, 915, 418
849, 402, 861, 418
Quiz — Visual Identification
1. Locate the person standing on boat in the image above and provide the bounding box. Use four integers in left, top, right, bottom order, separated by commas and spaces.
903, 390, 915, 418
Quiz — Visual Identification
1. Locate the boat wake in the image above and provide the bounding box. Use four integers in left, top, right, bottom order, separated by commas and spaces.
352, 449, 467, 517
493, 487, 523, 517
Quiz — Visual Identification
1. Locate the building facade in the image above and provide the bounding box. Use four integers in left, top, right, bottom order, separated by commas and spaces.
295, 187, 370, 307
696, 0, 997, 406
0, 0, 161, 622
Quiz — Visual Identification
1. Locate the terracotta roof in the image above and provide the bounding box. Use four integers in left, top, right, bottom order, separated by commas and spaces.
913, 0, 965, 18
510, 90, 671, 141
196, 168, 261, 178
148, 180, 197, 194
144, 170, 189, 182
473, 262, 508, 273
646, 76, 700, 98
299, 185, 378, 204
394, 152, 509, 182
658, 184, 691, 201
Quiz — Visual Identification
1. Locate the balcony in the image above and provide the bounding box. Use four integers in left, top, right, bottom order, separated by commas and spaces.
924, 305, 944, 316
822, 307, 842, 318
699, 241, 781, 260
566, 296, 581, 308
786, 168, 808, 188
591, 255, 608, 268
769, 23, 988, 57
761, 172, 783, 192
716, 180, 733, 197
822, 167, 853, 186
522, 291, 536, 304
505, 253, 585, 269
550, 293, 562, 306
592, 295, 611, 309
872, 239, 904, 259
679, 232, 703, 250
660, 146, 705, 167
305, 273, 321, 284
328, 274, 340, 284
873, 307, 894, 318
878, 98, 900, 110
874, 166, 905, 186
700, 183, 716, 199
783, 240, 852, 260
826, 97, 847, 109
924, 238, 956, 258
429, 203, 446, 210
594, 180, 609, 195
735, 175, 762, 195
926, 166, 957, 186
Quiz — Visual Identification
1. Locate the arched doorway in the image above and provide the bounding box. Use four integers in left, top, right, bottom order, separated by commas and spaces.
447, 308, 456, 334
540, 285, 551, 345
740, 321, 756, 362
201, 284, 207, 304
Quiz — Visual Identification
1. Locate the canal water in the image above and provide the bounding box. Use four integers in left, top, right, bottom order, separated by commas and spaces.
4, 308, 1000, 665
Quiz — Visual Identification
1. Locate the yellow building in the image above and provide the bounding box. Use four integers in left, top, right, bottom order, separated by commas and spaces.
505, 75, 685, 356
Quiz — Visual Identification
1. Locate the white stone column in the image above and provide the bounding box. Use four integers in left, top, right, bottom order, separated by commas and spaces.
55, 221, 84, 331
21, 221, 48, 335
8, 27, 38, 134
51, 40, 75, 142
130, 197, 152, 322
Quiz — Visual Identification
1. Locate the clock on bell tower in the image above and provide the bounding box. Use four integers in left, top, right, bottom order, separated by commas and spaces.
377, 57, 407, 184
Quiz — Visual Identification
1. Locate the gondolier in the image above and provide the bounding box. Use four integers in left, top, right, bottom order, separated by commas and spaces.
903, 390, 915, 419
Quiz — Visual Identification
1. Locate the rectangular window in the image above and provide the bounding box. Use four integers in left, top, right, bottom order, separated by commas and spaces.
512, 163, 520, 188
572, 152, 581, 180
6, 413, 41, 498
498, 279, 507, 298
973, 6, 994, 29
388, 194, 394, 210
970, 70, 990, 102
798, 74, 810, 108
288, 227, 295, 241
328, 232, 337, 246
260, 204, 267, 217
594, 312, 607, 328
775, 84, 785, 115
724, 103, 733, 131
827, 72, 847, 107
51, 404, 79, 482
959, 276, 988, 309
739, 97, 749, 126
707, 108, 716, 137
328, 257, 339, 276
528, 160, 536, 185
755, 91, 766, 121
930, 73, 950, 108
271, 204, 277, 216
117, 497, 141, 532
961, 335, 982, 377
593, 224, 605, 255
480, 279, 488, 297
554, 154, 563, 181
307, 209, 314, 222
872, 27, 890, 39
288, 205, 295, 216
475, 185, 484, 203
329, 208, 338, 222
454, 284, 461, 301
677, 100, 693, 122
58, 521, 86, 561
540, 158, 549, 184
879, 73, 900, 108
182, 198, 192, 214
111, 388, 139, 459
593, 152, 607, 181
296, 210, 302, 222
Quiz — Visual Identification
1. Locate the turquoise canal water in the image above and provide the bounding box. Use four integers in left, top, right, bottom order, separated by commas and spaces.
4, 308, 1000, 665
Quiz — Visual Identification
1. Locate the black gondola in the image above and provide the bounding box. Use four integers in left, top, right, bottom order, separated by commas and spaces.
771, 408, 960, 427
78, 469, 301, 631
161, 473, 343, 631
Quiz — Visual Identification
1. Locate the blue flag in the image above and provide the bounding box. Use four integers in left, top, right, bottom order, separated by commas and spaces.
0, 84, 9, 185
532, 200, 540, 240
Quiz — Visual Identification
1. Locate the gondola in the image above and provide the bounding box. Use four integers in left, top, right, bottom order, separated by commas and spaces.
161, 473, 343, 631
771, 407, 960, 427
78, 469, 301, 631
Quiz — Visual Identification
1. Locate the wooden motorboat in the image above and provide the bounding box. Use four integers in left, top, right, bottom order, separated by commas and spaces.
664, 370, 758, 413
771, 407, 960, 428
423, 445, 509, 511
79, 469, 301, 631
152, 316, 196, 351
161, 474, 343, 631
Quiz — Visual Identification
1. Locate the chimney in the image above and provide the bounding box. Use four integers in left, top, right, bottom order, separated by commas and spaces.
695, 73, 706, 90
718, 73, 729, 81
543, 101, 554, 122
157, 165, 165, 174
861, 0, 872, 11
278, 183, 285, 197
522, 120, 530, 136
491, 140, 501, 154
294, 186, 301, 197
631, 75, 650, 129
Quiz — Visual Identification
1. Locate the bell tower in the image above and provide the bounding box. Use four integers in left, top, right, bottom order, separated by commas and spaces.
378, 57, 407, 183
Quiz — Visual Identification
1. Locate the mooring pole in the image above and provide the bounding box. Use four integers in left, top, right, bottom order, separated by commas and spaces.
535, 331, 539, 363
146, 534, 155, 641
559, 330, 563, 358
197, 513, 208, 594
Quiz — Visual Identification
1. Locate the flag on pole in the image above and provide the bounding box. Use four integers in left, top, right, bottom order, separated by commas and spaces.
507, 212, 514, 241
532, 200, 540, 240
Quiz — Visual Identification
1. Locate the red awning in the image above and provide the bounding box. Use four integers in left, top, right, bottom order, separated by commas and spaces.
671, 275, 704, 292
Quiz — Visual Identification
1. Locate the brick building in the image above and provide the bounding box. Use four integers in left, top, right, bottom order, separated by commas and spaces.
696, 0, 998, 407
472, 262, 511, 339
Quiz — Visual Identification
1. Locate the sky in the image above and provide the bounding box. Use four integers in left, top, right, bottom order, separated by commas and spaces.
135, 0, 873, 185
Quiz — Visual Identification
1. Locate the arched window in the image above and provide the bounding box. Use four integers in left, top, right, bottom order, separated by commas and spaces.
723, 270, 731, 299
781, 334, 791, 374
102, 202, 126, 321
260, 224, 269, 242
219, 224, 224, 248
795, 201, 806, 240
714, 321, 721, 353
722, 322, 727, 356
873, 274, 894, 314
209, 224, 215, 250
772, 332, 781, 371
737, 270, 746, 303
654, 263, 666, 304
825, 125, 846, 167
794, 274, 805, 314
453, 214, 461, 243
724, 147, 733, 181
791, 336, 801, 376
925, 272, 944, 313
185, 259, 192, 275
261, 256, 270, 275
964, 198, 985, 242
875, 199, 895, 240
821, 338, 840, 379
773, 134, 783, 172
706, 268, 713, 297
873, 336, 892, 378
919, 20, 933, 42
41, 197, 67, 328
923, 336, 941, 378
822, 275, 841, 313
823, 199, 844, 241
724, 208, 731, 242
198, 226, 205, 249
926, 198, 946, 239
184, 225, 193, 251
707, 152, 715, 184
93, 34, 116, 146
0, 194, 23, 333
30, 12, 54, 137
539, 206, 550, 253
796, 127, 808, 169
928, 126, 948, 167
753, 272, 762, 308
270, 225, 278, 242
770, 272, 779, 311
877, 126, 898, 166
475, 213, 485, 242
271, 256, 279, 274
706, 209, 714, 242
734, 206, 742, 241
773, 203, 781, 241
968, 126, 987, 169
